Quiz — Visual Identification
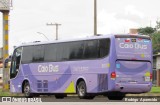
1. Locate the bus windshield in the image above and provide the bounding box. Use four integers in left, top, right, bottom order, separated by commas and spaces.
115, 35, 152, 60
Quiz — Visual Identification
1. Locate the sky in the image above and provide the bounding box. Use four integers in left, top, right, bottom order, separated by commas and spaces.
0, 0, 160, 54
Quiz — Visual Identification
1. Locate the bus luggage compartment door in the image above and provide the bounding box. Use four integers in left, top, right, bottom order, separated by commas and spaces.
115, 60, 152, 93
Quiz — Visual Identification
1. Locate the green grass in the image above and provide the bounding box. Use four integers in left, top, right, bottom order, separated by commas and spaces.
0, 89, 21, 96
0, 89, 12, 96
150, 87, 160, 93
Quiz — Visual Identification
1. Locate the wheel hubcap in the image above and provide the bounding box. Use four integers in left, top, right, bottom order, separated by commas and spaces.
24, 85, 30, 96
79, 85, 85, 96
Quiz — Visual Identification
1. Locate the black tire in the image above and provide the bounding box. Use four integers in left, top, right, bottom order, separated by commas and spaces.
107, 92, 125, 100
86, 95, 95, 99
23, 82, 33, 98
77, 81, 87, 99
55, 94, 66, 99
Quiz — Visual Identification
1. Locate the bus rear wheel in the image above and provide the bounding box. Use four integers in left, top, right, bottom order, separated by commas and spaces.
77, 81, 87, 99
77, 81, 95, 99
55, 94, 66, 99
107, 92, 125, 100
23, 82, 33, 98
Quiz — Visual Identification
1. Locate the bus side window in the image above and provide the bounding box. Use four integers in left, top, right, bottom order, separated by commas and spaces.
62, 43, 71, 61
69, 41, 84, 60
56, 44, 64, 61
21, 46, 33, 63
99, 39, 110, 58
33, 45, 44, 62
44, 44, 57, 62
84, 40, 98, 59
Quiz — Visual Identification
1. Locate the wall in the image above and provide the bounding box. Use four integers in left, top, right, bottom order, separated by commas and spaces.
156, 56, 160, 69
156, 56, 160, 86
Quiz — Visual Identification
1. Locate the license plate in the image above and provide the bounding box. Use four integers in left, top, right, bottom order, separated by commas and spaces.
129, 81, 137, 84
144, 76, 150, 82
129, 80, 137, 84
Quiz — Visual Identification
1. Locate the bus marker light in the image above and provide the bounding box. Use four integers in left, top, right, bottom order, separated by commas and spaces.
116, 64, 120, 69
111, 72, 116, 79
131, 39, 136, 42
141, 54, 145, 58
107, 63, 110, 68
144, 72, 150, 77
144, 71, 151, 82
150, 73, 152, 81
125, 39, 130, 42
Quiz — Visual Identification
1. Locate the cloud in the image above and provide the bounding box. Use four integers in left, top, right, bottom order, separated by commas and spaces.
98, 9, 140, 34
125, 5, 144, 19
97, 5, 149, 34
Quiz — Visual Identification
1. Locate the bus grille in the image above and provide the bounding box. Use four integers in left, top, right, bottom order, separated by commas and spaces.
37, 80, 48, 92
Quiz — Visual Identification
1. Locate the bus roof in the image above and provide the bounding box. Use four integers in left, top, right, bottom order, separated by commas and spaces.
15, 34, 150, 48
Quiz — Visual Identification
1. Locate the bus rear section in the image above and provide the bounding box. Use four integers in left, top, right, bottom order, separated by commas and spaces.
113, 35, 152, 93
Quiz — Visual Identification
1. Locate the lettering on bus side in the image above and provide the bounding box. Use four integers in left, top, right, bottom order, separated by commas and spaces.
119, 43, 147, 49
38, 64, 59, 73
73, 66, 89, 72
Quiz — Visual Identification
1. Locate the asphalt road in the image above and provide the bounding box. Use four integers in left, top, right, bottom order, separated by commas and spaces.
13, 94, 156, 102
1, 96, 160, 105
43, 96, 160, 102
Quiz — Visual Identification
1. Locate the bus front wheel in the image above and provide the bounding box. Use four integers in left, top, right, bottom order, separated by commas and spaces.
23, 82, 33, 98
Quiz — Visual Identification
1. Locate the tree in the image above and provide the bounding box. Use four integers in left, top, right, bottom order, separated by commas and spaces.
138, 27, 156, 35
152, 32, 160, 54
155, 20, 160, 32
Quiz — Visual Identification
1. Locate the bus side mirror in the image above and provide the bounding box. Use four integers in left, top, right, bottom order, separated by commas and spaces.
4, 62, 8, 68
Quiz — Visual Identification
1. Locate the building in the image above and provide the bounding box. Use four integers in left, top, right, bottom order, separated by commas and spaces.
153, 53, 160, 86
129, 28, 138, 34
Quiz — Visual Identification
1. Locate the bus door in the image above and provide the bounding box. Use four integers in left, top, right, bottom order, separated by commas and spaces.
10, 47, 22, 79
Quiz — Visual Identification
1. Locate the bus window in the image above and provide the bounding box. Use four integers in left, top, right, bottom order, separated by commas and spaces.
10, 47, 22, 79
62, 43, 72, 61
56, 44, 64, 61
84, 40, 98, 59
70, 41, 84, 60
44, 44, 57, 62
99, 39, 110, 58
115, 36, 151, 60
21, 46, 33, 63
33, 45, 44, 62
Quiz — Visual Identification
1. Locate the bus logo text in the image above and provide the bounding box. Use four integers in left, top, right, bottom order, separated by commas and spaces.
119, 43, 147, 49
38, 64, 59, 73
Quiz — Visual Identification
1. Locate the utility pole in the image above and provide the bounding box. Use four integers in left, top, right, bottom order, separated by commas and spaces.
47, 23, 61, 40
94, 0, 97, 35
0, 0, 11, 91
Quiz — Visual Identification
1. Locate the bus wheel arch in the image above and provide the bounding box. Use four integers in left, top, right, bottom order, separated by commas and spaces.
76, 78, 86, 92
22, 80, 29, 93
76, 78, 86, 98
76, 78, 95, 99
22, 80, 33, 98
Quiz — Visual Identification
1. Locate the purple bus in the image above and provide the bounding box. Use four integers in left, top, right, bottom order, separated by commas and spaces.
10, 34, 152, 99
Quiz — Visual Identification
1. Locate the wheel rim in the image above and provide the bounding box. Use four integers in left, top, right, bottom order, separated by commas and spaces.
79, 85, 85, 96
24, 85, 30, 96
